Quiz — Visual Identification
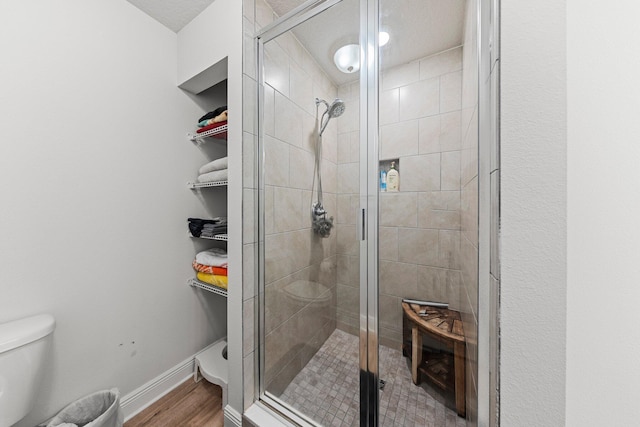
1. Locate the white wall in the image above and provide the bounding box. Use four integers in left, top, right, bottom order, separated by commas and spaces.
0, 1, 226, 425
566, 1, 640, 425
500, 0, 567, 425
503, 0, 640, 425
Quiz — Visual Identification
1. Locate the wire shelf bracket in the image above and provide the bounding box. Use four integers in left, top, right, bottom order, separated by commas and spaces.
187, 278, 228, 297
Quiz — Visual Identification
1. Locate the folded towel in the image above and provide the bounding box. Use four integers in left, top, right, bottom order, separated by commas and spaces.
196, 248, 227, 267
196, 120, 227, 134
196, 272, 228, 289
199, 157, 228, 175
193, 261, 227, 276
188, 218, 226, 237
197, 169, 228, 183
198, 106, 227, 123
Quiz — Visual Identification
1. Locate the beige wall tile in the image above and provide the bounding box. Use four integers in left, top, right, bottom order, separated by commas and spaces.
418, 208, 460, 230
274, 187, 303, 233
382, 61, 420, 90
274, 92, 303, 147
398, 228, 439, 266
243, 243, 256, 300
419, 46, 463, 80
289, 146, 314, 191
277, 31, 304, 68
441, 150, 461, 191
380, 120, 420, 159
399, 78, 439, 120
243, 189, 256, 244
336, 283, 359, 317
419, 115, 440, 154
336, 224, 357, 256
337, 254, 359, 286
379, 226, 399, 261
440, 70, 462, 113
337, 95, 359, 134
243, 353, 255, 410
380, 88, 400, 126
255, 0, 274, 29
380, 192, 418, 227
321, 160, 337, 194
401, 154, 441, 192
417, 266, 448, 303
379, 260, 417, 298
438, 230, 460, 269
243, 298, 255, 354
289, 62, 314, 115
263, 84, 275, 137
446, 269, 463, 312
337, 163, 359, 194
440, 110, 462, 151
243, 132, 256, 189
379, 294, 403, 333
337, 194, 352, 225
461, 175, 478, 247
265, 232, 293, 284
264, 41, 289, 97
419, 191, 461, 211
265, 185, 274, 234
337, 132, 351, 164
264, 135, 289, 186
243, 75, 257, 135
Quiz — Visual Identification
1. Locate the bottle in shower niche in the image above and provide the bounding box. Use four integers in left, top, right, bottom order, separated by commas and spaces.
380, 168, 387, 192
386, 161, 399, 192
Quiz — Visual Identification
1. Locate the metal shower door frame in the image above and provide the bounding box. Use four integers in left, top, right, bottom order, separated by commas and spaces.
254, 0, 381, 425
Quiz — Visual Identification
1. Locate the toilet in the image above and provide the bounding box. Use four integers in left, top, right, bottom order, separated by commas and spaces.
0, 314, 56, 427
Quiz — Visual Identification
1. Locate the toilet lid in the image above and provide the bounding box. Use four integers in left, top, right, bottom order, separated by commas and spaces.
0, 314, 55, 354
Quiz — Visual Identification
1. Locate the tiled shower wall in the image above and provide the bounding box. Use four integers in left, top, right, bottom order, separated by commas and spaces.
249, 0, 340, 397
335, 47, 465, 350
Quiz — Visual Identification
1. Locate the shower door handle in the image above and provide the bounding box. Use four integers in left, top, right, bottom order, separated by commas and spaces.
361, 208, 366, 241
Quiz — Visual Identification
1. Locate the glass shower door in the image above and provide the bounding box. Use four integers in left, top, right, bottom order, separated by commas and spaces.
257, 0, 364, 424
256, 0, 481, 425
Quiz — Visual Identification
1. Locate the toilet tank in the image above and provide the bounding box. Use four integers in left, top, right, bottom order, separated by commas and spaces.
0, 314, 55, 427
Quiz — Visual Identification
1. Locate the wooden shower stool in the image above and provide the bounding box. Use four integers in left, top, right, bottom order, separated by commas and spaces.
401, 302, 466, 417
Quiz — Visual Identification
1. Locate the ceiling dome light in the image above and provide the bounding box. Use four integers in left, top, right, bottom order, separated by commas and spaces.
379, 31, 390, 46
333, 44, 360, 74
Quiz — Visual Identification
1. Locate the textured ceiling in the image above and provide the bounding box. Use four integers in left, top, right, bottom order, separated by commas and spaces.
126, 0, 465, 86
272, 0, 465, 85
126, 0, 216, 32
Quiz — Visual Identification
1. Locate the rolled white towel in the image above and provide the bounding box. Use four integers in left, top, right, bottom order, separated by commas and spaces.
196, 248, 228, 267
199, 157, 228, 175
197, 168, 228, 183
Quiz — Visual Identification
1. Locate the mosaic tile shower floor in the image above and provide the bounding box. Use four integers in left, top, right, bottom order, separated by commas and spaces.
279, 329, 467, 427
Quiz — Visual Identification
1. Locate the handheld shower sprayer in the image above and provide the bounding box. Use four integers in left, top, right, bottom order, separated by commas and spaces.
316, 98, 346, 136
311, 98, 346, 238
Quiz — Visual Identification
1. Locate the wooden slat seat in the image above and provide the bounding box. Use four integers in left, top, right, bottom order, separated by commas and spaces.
402, 302, 466, 418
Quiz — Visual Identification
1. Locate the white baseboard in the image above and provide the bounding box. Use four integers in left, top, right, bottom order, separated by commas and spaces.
120, 357, 195, 421
224, 405, 243, 426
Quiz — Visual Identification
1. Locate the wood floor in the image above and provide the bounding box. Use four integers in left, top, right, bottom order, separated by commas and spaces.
125, 379, 223, 427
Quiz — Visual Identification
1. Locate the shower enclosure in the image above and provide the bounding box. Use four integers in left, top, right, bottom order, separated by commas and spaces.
253, 0, 497, 425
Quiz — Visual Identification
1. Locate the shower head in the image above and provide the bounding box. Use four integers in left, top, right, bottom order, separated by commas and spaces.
317, 98, 346, 135
326, 99, 346, 118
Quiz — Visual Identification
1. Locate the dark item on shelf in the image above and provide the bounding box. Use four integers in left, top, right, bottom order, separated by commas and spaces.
402, 302, 466, 418
188, 218, 226, 237
198, 106, 228, 123
197, 120, 227, 134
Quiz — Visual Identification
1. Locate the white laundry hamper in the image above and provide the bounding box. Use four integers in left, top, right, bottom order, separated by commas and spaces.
43, 388, 123, 427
